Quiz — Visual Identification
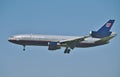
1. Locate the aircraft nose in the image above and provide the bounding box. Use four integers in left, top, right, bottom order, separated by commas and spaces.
8, 37, 16, 43
8, 35, 21, 44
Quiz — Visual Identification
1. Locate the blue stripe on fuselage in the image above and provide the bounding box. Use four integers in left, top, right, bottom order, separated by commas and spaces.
9, 39, 108, 48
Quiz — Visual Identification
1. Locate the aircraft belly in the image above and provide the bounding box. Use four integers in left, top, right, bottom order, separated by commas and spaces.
10, 40, 49, 46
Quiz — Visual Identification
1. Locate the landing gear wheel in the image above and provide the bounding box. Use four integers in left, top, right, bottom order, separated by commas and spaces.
64, 47, 68, 53
67, 49, 71, 54
64, 47, 71, 54
23, 48, 25, 51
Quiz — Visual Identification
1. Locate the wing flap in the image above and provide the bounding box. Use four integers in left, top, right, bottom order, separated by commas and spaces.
59, 36, 89, 49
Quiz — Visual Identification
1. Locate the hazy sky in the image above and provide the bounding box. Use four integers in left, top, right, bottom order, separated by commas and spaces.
0, 0, 120, 77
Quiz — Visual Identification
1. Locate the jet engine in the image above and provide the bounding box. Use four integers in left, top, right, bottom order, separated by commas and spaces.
89, 31, 103, 38
89, 31, 112, 38
89, 31, 98, 37
48, 42, 61, 50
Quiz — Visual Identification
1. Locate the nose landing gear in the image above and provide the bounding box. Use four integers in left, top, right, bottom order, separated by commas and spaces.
23, 45, 26, 51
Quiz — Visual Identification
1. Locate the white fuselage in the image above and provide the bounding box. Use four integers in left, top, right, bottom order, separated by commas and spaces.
8, 32, 116, 48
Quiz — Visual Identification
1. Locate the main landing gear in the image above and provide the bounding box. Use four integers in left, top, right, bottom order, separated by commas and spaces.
64, 47, 71, 54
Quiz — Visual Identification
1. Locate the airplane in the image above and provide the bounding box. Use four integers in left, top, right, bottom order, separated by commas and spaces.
8, 19, 117, 54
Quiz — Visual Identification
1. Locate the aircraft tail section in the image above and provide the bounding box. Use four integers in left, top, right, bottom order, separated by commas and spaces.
90, 20, 115, 38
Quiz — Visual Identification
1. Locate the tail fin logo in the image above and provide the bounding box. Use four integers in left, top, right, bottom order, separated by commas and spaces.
106, 23, 111, 27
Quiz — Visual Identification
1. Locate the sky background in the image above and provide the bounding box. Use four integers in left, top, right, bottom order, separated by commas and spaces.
0, 0, 120, 77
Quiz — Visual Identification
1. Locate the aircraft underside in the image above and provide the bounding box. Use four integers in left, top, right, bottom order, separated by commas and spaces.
9, 39, 108, 54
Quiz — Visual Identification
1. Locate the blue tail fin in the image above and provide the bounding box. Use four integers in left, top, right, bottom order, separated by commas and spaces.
91, 20, 115, 38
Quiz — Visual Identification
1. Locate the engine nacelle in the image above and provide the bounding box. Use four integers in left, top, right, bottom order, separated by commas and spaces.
48, 42, 61, 50
89, 31, 98, 37
89, 31, 111, 38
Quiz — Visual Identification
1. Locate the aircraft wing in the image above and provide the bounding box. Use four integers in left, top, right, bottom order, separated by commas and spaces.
59, 36, 89, 49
